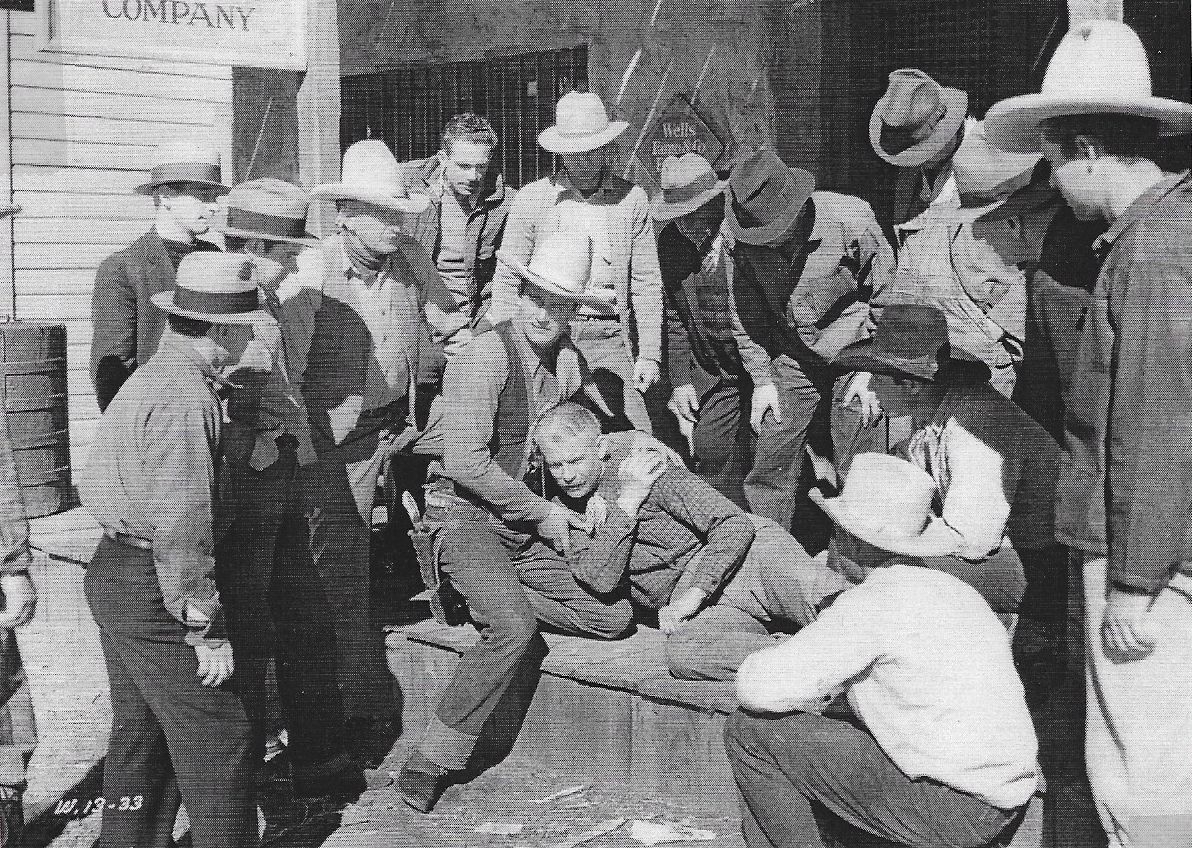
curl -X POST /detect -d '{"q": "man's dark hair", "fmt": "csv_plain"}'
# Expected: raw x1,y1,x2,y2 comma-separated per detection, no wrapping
1040,114,1160,162
441,113,499,155
167,314,213,337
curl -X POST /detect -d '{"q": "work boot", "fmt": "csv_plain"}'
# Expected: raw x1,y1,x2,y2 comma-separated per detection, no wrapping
397,751,450,814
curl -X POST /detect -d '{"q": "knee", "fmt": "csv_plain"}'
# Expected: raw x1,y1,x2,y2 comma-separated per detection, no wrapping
482,608,540,653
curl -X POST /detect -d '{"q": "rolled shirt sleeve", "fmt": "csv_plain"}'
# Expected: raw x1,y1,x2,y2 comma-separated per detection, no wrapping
628,187,663,363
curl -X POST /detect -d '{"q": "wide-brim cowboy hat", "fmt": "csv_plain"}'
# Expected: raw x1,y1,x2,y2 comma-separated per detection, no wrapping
651,154,728,222
309,183,431,215
810,487,963,558
150,254,280,325
538,91,629,155
870,69,969,168
496,251,616,308
311,140,432,214
725,149,816,246
984,20,1192,154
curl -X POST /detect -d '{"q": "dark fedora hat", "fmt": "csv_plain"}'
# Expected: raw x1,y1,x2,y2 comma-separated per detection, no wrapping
724,148,816,246
870,69,969,168
832,304,949,380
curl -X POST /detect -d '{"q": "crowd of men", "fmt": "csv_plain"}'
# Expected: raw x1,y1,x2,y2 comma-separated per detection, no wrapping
0,16,1186,848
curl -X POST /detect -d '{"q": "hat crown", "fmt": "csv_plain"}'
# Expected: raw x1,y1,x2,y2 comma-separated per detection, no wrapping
339,140,411,198
225,178,310,221
837,453,938,540
729,149,813,230
176,252,281,296
554,92,614,138
659,153,718,192
952,119,1041,199
879,69,946,129
527,231,593,294
872,304,948,361
1043,21,1153,100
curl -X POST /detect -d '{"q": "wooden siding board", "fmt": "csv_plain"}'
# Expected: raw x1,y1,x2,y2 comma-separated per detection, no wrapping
12,192,154,221
11,113,220,147
11,87,217,126
12,166,147,194
11,63,229,104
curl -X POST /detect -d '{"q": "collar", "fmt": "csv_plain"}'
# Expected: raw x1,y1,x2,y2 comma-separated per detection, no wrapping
1094,172,1189,257
412,156,507,208
552,169,610,198
337,237,394,284
156,332,224,387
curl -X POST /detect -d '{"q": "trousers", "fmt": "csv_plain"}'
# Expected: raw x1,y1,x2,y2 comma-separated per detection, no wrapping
0,630,31,788
417,500,632,771
689,379,752,510
1083,558,1192,848
85,537,256,848
215,433,353,783
725,709,1019,848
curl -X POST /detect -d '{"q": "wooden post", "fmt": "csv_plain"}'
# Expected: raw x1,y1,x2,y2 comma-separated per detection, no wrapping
0,11,16,318
298,0,341,238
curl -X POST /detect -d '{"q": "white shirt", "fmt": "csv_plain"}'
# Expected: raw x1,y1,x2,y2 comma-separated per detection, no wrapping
736,564,1038,810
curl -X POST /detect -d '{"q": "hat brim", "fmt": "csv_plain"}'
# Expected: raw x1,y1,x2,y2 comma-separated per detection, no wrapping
496,252,617,308
650,182,728,222
135,179,231,196
830,337,939,381
217,224,320,248
149,291,274,325
538,121,629,154
983,93,1192,154
725,168,816,246
870,88,969,167
810,488,963,558
309,185,432,215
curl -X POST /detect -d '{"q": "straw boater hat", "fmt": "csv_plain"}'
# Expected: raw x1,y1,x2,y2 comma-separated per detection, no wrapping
810,452,963,558
151,253,282,325
218,178,319,247
538,92,629,155
725,148,816,246
984,20,1192,154
311,140,431,214
496,231,617,308
870,69,969,168
650,154,728,222
135,140,230,196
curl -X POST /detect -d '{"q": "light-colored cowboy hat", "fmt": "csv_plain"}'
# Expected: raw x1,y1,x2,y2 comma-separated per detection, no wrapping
151,253,282,325
650,153,728,222
870,69,969,168
985,20,1192,154
135,139,230,196
311,140,432,214
217,178,319,247
810,452,964,558
538,92,629,155
950,119,1043,220
496,231,617,308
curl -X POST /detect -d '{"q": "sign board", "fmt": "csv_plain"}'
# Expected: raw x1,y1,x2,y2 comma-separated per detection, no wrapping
36,0,306,69
637,97,725,185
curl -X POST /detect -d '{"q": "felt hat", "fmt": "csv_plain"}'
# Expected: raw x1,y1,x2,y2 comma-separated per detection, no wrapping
810,452,963,558
650,154,728,222
870,69,969,167
135,140,230,196
538,92,629,155
724,148,816,246
311,140,431,214
496,231,617,307
151,253,281,325
985,20,1192,153
832,304,991,384
217,178,319,247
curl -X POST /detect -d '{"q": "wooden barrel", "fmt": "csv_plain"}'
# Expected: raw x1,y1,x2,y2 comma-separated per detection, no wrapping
0,322,71,518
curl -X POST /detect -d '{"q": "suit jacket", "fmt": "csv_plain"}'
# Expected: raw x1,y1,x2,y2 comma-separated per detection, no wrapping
90,231,178,411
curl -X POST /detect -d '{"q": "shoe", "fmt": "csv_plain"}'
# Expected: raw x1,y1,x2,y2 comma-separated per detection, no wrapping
0,786,23,848
397,752,450,813
292,766,368,806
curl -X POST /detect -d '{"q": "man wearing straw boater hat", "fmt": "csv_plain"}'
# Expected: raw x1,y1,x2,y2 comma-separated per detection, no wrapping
489,91,663,433
79,252,283,848
213,179,365,805
90,139,229,412
304,140,439,762
725,450,1039,848
396,230,680,813
653,153,751,507
986,21,1192,847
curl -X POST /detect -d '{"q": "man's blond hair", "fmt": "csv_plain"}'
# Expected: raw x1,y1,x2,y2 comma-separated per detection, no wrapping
532,401,600,448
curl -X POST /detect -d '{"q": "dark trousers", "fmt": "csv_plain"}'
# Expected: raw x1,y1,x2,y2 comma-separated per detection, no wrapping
725,710,1019,848
85,537,256,848
215,436,353,784
691,379,752,510
418,501,632,771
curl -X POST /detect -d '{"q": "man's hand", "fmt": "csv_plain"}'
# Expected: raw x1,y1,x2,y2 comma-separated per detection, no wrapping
583,493,609,535
634,358,661,392
1101,588,1157,662
236,336,275,374
617,448,668,515
0,573,37,629
668,384,700,424
539,504,587,555
658,586,707,635
841,371,883,428
194,642,235,687
750,383,782,433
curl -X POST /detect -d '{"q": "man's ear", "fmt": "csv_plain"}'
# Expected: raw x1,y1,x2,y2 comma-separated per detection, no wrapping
597,433,613,460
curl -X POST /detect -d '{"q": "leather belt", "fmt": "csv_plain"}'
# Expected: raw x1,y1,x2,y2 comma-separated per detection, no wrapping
103,527,152,550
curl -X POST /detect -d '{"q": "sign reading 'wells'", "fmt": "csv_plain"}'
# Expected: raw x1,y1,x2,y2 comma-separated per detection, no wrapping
638,97,725,185
36,0,306,69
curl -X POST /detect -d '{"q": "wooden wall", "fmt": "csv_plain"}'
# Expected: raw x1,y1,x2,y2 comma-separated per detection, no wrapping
1,9,233,468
